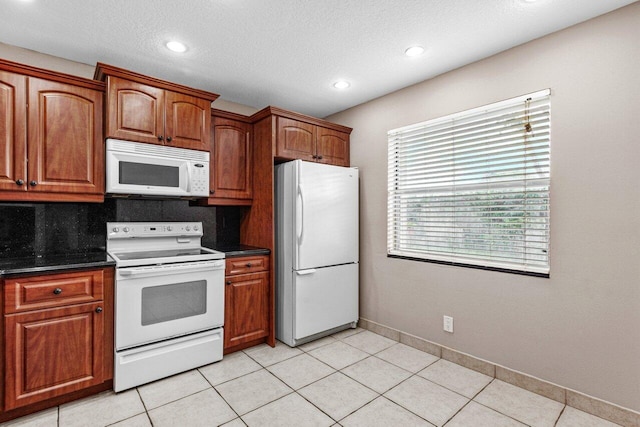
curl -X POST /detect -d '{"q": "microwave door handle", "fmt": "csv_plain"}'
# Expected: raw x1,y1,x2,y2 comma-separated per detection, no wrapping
186,163,193,193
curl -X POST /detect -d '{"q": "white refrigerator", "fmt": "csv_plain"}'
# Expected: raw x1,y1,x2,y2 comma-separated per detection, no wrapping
275,160,359,347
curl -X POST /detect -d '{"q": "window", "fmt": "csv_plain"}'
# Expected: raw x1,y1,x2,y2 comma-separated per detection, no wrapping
387,90,550,276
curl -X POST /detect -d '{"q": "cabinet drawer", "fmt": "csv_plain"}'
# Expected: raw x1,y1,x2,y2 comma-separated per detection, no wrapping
225,255,269,275
4,269,104,314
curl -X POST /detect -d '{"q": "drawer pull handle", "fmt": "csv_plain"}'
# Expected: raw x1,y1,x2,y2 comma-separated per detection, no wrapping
53,288,62,295
226,280,232,285
245,263,252,267
95,307,103,313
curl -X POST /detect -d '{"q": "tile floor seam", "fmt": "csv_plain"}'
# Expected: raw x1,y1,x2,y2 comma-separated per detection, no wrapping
441,399,474,426
377,394,439,427
554,405,568,426
372,350,441,373
210,382,243,422
470,388,544,427
380,371,469,426
293,388,359,424
235,390,296,423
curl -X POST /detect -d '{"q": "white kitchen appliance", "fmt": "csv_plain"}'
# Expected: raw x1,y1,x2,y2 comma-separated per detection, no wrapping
106,222,225,392
275,160,359,346
106,139,209,198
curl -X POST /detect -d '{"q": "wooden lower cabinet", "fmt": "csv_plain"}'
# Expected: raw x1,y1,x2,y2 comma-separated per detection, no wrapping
1,268,113,419
4,302,105,410
224,255,270,353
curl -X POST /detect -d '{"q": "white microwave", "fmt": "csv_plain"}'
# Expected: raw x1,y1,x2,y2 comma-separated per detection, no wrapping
106,139,209,198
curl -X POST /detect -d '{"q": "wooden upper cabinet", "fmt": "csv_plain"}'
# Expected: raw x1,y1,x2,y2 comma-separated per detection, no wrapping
196,111,253,206
0,70,27,193
107,77,164,145
316,127,350,167
27,78,104,196
96,63,219,152
276,117,316,162
165,92,211,151
271,112,351,166
0,60,105,202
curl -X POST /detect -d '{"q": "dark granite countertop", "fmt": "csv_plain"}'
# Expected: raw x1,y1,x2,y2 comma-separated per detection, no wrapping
211,244,271,258
0,251,116,277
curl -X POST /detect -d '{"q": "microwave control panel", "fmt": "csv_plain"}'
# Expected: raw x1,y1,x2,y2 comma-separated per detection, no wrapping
190,162,209,196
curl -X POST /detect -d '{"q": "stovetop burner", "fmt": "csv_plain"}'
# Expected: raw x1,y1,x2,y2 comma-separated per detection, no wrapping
106,222,224,267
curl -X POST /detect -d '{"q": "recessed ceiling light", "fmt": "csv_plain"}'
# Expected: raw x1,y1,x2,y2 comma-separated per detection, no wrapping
333,80,350,89
405,46,425,57
166,41,187,53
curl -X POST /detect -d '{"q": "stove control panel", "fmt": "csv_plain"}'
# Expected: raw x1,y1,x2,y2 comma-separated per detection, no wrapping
107,222,204,239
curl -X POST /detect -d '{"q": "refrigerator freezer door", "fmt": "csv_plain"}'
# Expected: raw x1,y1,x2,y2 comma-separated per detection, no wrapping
294,263,358,340
294,161,358,270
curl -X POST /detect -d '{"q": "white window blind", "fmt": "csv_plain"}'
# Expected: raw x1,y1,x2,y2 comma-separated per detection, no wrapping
387,90,550,275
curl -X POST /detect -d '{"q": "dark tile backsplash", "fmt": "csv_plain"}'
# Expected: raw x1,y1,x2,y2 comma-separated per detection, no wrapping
0,199,240,259
0,202,107,258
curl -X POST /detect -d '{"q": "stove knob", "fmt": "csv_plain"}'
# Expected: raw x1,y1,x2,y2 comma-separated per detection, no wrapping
123,227,130,233
193,225,199,231
186,226,191,231
112,227,119,233
167,226,173,232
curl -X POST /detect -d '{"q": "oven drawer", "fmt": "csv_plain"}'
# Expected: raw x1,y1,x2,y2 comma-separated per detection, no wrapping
4,270,104,314
226,255,269,275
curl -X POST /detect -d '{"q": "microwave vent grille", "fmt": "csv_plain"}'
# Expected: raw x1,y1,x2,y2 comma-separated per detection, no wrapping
106,139,209,162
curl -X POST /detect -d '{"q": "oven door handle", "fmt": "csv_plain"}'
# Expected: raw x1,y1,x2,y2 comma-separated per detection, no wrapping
118,261,224,277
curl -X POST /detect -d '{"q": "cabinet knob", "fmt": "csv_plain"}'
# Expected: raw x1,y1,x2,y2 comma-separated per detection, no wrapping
210,190,215,194
317,155,323,160
226,280,232,285
29,180,37,186
166,136,172,143
53,288,62,295
95,307,103,313
158,135,164,141
15,179,24,186
312,155,317,159
245,263,252,268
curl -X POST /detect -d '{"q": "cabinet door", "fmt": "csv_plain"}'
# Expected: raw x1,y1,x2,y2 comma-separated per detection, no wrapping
4,302,105,410
276,117,316,161
224,271,269,350
211,117,252,199
165,92,210,151
106,76,164,145
316,127,350,166
0,71,27,192
26,78,104,196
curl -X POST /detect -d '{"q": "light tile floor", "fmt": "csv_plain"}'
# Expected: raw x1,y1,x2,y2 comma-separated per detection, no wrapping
0,328,622,427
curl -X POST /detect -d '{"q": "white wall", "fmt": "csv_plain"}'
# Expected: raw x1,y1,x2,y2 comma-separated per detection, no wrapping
327,3,640,411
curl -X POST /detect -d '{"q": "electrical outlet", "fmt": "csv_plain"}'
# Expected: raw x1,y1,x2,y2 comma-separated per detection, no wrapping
443,315,454,333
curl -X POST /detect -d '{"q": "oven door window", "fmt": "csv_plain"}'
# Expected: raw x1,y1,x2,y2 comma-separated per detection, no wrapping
120,162,180,188
141,280,207,325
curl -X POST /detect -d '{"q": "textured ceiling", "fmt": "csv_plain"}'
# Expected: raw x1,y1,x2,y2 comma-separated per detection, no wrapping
1,0,636,118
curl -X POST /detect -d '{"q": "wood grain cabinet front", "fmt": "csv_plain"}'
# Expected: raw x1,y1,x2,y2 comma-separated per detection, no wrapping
1,268,113,414
276,117,350,167
0,67,104,202
96,63,219,152
224,256,270,353
210,116,252,203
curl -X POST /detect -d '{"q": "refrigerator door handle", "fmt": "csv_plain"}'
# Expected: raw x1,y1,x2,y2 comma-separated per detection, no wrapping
296,184,305,245
296,269,316,276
